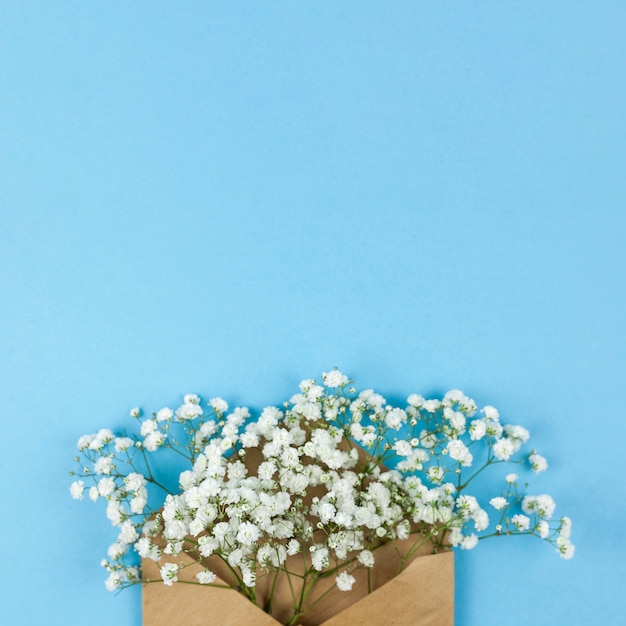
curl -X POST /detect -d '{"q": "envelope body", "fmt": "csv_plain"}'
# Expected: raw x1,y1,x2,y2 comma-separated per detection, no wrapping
142,549,454,626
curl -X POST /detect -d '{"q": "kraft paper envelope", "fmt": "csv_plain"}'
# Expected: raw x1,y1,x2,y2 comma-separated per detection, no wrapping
143,445,454,625
142,548,454,625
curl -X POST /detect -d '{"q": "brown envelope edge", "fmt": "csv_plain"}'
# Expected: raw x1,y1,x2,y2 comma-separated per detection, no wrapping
142,551,454,626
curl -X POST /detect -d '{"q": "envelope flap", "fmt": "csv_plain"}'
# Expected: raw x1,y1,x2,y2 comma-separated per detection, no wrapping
321,551,454,626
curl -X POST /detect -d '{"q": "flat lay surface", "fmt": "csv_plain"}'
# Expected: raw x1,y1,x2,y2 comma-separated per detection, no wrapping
1,3,624,625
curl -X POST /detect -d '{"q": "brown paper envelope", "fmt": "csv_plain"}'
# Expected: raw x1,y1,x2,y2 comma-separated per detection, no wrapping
142,551,453,626
143,444,454,624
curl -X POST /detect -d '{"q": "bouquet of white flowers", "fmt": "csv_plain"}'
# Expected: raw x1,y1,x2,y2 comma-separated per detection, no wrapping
70,370,573,625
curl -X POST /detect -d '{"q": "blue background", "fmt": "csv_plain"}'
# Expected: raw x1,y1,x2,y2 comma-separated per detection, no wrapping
1,2,624,625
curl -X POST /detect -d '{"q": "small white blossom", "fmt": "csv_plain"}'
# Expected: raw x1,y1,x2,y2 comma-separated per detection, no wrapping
529,452,548,473
492,438,515,461
357,550,375,568
423,399,440,412
522,494,556,520
209,397,228,413
385,408,407,430
143,430,166,451
322,370,348,388
469,419,487,441
156,407,173,422
160,563,179,586
94,456,114,475
482,406,500,421
70,480,85,500
460,534,478,550
511,514,530,531
447,439,473,466
556,537,575,559
176,403,202,420
407,393,425,408
311,546,329,571
559,516,573,540
105,572,122,591
77,435,93,450
196,570,217,584
98,477,116,497
489,497,507,511
114,437,134,452
335,571,356,591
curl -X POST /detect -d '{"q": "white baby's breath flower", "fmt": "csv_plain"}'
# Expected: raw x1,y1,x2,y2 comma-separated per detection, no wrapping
140,419,156,436
335,571,356,591
209,397,228,413
393,440,413,457
287,539,301,556
176,403,202,420
98,477,116,497
130,407,141,418
143,430,166,451
511,514,531,531
322,370,348,388
423,399,440,412
407,393,425,408
492,438,515,461
482,406,500,421
427,466,445,484
105,571,122,591
460,534,478,550
236,521,260,546
156,407,173,422
537,520,550,539
559,516,573,540
118,520,139,545
473,509,489,531
106,498,122,524
556,537,575,559
385,408,407,430
196,570,217,584
310,546,329,571
469,419,487,441
504,424,530,443
130,496,147,514
357,550,375,568
160,563,179,586
77,434,93,450
125,472,146,492
529,452,548,473
114,437,134,452
446,439,473,466
242,568,256,588
72,368,574,599
107,543,125,560
94,456,114,475
489,497,507,511
522,494,556,520
70,480,85,500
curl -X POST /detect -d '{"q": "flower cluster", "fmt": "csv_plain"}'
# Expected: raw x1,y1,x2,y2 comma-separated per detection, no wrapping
70,370,573,624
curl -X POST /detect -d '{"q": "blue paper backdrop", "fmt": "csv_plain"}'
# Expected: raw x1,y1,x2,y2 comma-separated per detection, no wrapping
1,3,624,625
